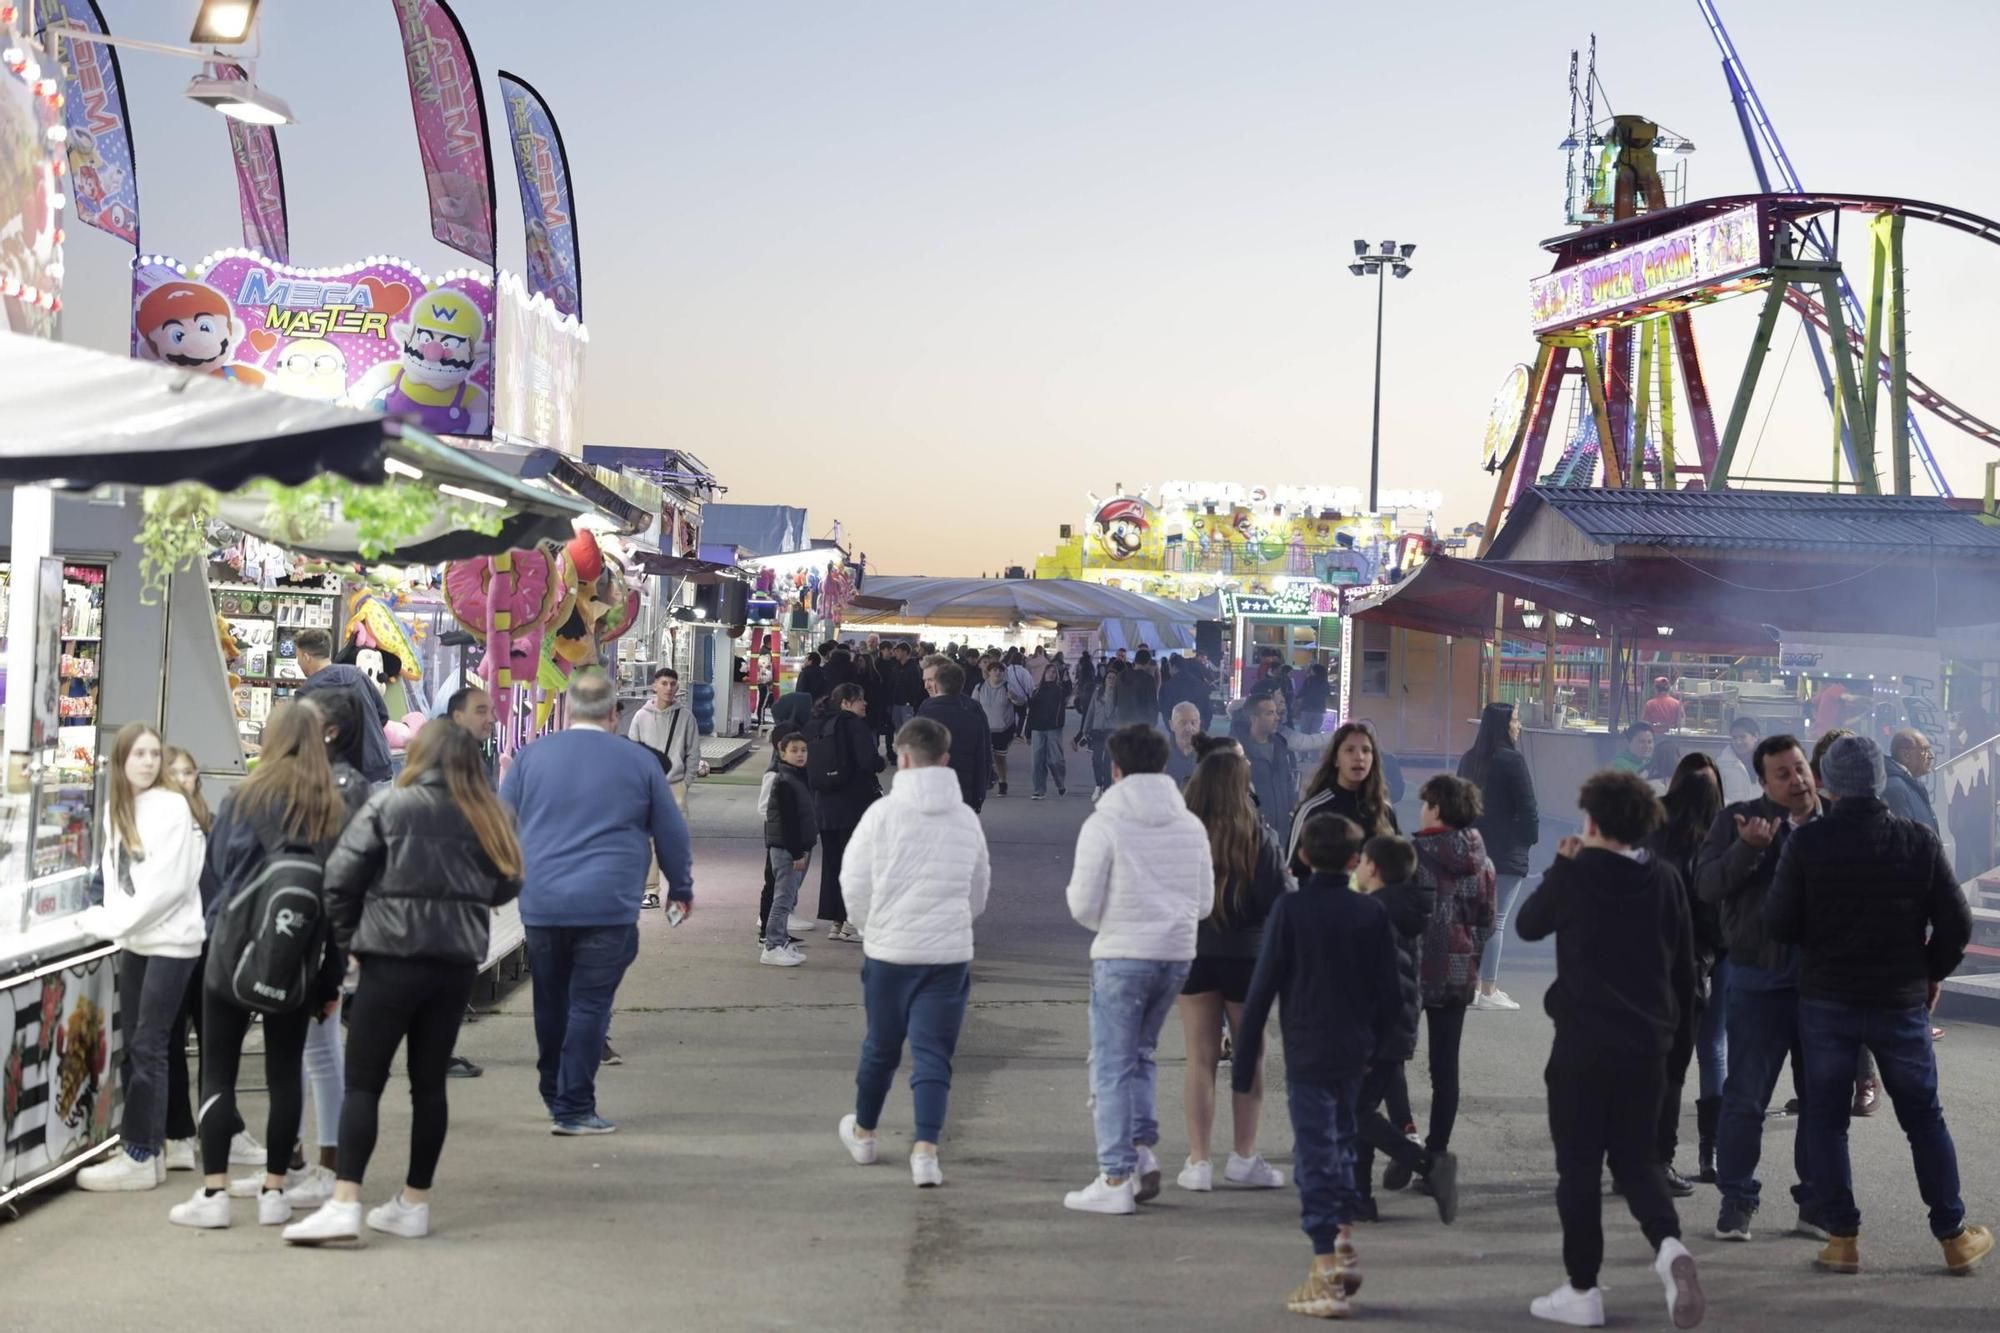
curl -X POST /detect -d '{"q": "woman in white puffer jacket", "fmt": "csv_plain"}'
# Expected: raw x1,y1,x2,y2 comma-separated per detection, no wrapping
834,717,992,1188
74,723,206,1193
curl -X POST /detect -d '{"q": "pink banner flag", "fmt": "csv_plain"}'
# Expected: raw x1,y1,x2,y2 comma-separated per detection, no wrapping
208,62,288,263
388,0,495,265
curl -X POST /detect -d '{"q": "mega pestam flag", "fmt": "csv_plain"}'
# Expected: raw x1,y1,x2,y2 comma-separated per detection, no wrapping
208,62,289,263
49,0,139,244
497,71,582,321
387,0,496,265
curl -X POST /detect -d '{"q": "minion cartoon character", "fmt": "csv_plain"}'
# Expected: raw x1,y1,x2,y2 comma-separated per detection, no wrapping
1091,497,1158,564
134,280,265,386
268,337,349,402
349,287,491,434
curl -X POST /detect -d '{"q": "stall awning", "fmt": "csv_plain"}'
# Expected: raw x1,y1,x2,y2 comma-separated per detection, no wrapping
0,331,393,490
844,576,1204,634
626,550,748,584
478,446,655,533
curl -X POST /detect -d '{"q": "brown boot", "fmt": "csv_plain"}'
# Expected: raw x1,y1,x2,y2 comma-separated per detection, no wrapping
1942,1224,1994,1275
1815,1234,1861,1274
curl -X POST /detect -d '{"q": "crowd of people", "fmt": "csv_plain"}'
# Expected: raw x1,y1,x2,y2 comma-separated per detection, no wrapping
58,633,1990,1327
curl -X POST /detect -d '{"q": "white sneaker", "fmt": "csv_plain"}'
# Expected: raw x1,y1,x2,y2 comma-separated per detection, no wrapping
1473,989,1522,1012
838,1114,878,1165
1654,1236,1706,1329
788,914,817,935
1177,1159,1214,1192
911,1153,943,1188
1063,1173,1137,1215
1530,1283,1606,1327
229,1130,265,1166
1225,1152,1287,1188
230,1167,304,1199
1489,988,1521,1010
258,1189,294,1226
759,944,806,967
282,1199,363,1246
163,1139,197,1172
76,1149,163,1192
1133,1145,1162,1202
368,1192,431,1238
285,1165,336,1207
168,1186,230,1229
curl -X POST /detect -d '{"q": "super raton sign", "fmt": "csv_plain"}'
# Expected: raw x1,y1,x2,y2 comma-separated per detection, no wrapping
131,251,495,438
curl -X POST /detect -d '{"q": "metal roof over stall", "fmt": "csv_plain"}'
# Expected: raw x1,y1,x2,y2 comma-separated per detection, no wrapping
698,503,810,557
845,576,1203,647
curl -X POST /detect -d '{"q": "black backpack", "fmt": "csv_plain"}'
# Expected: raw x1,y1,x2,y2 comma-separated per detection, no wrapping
806,718,846,793
205,838,329,1015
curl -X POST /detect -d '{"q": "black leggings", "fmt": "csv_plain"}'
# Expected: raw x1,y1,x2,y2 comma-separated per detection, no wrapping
200,995,312,1177
338,956,477,1192
1423,1001,1469,1155
818,827,854,925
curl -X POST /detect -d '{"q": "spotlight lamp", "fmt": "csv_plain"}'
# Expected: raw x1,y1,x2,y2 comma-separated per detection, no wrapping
190,0,262,46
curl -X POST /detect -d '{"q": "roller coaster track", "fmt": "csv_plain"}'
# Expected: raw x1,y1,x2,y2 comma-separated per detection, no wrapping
1555,192,2000,455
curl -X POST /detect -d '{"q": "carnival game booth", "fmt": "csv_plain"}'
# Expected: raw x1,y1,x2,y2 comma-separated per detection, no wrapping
845,577,1203,655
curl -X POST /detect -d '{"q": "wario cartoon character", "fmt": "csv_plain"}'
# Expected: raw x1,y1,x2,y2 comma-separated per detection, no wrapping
268,337,349,402
134,280,265,386
348,288,491,434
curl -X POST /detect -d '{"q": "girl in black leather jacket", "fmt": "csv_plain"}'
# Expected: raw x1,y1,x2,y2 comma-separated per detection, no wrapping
282,721,522,1245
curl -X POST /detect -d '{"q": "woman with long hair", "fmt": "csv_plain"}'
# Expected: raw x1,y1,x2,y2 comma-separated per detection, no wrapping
171,704,353,1231
1647,750,1727,1194
282,721,522,1244
808,682,886,942
1288,722,1398,869
1175,752,1292,1192
165,746,213,833
74,724,205,1192
1457,703,1540,1011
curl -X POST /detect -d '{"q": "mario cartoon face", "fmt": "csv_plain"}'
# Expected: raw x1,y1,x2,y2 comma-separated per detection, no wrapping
393,289,488,392
1092,498,1152,563
135,280,251,377
269,337,349,401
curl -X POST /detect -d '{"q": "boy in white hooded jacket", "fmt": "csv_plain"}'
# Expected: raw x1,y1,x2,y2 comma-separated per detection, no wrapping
1063,723,1214,1215
836,717,992,1187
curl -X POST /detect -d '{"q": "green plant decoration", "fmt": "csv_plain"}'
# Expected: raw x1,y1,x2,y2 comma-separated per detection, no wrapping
247,476,507,560
135,484,220,604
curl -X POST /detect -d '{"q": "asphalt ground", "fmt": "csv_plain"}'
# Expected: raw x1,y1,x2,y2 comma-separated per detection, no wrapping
7,760,1999,1331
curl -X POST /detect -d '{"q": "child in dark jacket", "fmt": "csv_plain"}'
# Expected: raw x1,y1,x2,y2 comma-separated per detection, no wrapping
1234,814,1401,1321
1515,770,1705,1331
1411,775,1497,1170
760,729,820,966
1351,835,1458,1224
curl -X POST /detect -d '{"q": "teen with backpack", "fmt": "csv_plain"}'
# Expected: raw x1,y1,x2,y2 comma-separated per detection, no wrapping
170,704,356,1231
283,721,523,1244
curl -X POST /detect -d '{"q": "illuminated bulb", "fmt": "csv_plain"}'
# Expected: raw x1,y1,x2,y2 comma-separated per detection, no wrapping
45,124,66,143
35,77,57,96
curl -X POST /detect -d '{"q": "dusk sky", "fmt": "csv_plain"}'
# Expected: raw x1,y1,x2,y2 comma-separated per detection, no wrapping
60,1,2000,574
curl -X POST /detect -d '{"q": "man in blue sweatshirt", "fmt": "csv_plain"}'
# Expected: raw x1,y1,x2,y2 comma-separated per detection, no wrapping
293,628,393,784
502,668,693,1135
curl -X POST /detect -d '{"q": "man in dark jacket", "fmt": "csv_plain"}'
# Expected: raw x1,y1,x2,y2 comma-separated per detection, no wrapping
917,657,992,811
1241,692,1300,838
1765,735,1989,1275
294,628,392,784
1694,734,1819,1242
1025,662,1071,799
1516,770,1704,1329
1882,729,1940,834
796,652,828,700
1348,835,1450,1223
1235,813,1402,1316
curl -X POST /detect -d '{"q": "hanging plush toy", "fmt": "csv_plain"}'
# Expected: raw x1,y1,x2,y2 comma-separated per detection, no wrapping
344,592,423,682
443,540,573,723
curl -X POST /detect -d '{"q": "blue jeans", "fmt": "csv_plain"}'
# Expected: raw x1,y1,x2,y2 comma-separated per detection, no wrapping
526,924,639,1121
1031,729,1068,796
1288,1075,1364,1255
855,959,971,1143
1478,874,1529,984
1089,733,1113,791
1799,999,1964,1239
1696,960,1730,1101
764,848,806,945
1088,958,1190,1177
1715,967,1810,1212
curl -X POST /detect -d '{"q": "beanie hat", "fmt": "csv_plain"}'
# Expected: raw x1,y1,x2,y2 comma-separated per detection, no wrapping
1821,734,1886,800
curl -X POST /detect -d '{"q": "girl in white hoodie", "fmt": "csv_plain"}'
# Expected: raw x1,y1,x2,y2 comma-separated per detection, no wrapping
75,724,206,1192
835,717,992,1187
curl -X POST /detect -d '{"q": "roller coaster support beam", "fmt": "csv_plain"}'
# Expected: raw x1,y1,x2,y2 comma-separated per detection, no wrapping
1816,271,1881,494
1877,213,1912,494
1657,319,1680,489
1667,313,1716,480
1635,320,1656,487
1714,270,1804,489
1480,342,1559,556
1571,335,1625,489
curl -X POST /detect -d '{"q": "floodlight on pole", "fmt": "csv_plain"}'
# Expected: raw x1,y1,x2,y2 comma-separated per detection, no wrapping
1347,235,1418,513
46,8,295,125
190,0,262,47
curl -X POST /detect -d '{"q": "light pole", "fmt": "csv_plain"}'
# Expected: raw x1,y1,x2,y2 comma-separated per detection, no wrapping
1349,239,1416,513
